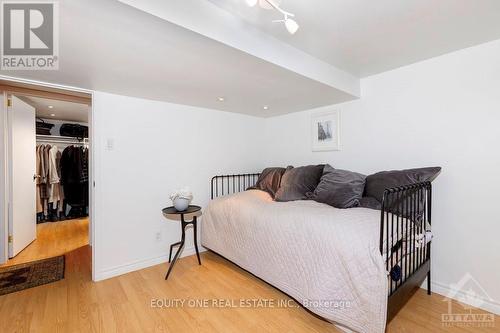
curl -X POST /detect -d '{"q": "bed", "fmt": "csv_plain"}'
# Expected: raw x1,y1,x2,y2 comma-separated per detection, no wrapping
202,174,432,333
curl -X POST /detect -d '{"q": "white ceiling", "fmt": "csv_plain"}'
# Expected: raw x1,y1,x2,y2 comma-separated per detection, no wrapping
3,0,357,117
5,0,500,117
20,96,89,122
209,0,500,77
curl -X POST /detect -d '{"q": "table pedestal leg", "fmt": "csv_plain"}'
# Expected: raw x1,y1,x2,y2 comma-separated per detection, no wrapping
193,217,201,265
165,214,202,280
169,241,182,263
165,222,186,280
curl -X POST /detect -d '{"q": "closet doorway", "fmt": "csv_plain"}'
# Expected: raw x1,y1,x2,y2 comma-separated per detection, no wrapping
0,81,93,272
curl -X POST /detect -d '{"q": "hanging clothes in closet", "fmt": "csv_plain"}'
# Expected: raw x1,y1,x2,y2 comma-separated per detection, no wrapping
60,145,89,218
36,144,64,222
36,143,88,223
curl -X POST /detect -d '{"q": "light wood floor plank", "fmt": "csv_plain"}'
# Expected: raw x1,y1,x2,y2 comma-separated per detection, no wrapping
1,219,498,332
0,218,89,268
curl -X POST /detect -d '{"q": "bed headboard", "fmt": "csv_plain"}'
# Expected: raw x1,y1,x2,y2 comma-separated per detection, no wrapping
210,173,260,199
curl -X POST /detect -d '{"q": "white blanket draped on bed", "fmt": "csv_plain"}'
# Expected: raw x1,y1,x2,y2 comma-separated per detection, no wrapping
201,190,388,333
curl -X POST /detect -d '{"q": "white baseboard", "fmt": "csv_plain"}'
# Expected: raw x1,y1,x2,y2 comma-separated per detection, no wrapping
421,280,500,316
94,246,204,281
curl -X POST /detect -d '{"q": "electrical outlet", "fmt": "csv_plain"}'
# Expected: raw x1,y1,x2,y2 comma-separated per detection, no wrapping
155,232,162,242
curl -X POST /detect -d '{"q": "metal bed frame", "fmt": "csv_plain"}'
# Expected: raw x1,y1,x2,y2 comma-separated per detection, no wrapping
210,173,260,199
210,174,432,322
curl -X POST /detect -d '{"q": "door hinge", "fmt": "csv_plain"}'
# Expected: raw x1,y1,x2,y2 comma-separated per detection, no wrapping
6,98,12,107
8,235,13,243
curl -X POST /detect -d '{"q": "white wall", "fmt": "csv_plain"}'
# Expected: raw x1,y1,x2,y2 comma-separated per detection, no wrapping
92,92,264,280
263,39,500,313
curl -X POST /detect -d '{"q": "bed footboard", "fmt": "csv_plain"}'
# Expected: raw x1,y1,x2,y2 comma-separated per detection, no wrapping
381,181,432,321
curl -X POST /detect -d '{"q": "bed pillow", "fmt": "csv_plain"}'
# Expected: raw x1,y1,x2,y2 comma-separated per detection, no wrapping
360,167,441,220
362,167,441,204
274,165,324,202
249,167,287,198
308,165,366,208
359,196,382,210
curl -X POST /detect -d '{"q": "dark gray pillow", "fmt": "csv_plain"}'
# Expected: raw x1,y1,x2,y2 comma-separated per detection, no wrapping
363,167,441,203
249,167,287,198
359,196,382,210
360,167,441,218
275,165,324,202
307,165,366,208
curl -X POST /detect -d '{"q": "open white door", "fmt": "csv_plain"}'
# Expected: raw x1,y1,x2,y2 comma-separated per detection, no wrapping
8,95,36,258
0,93,7,264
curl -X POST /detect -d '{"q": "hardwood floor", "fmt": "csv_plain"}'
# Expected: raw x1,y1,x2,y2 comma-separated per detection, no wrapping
0,245,498,333
0,217,89,268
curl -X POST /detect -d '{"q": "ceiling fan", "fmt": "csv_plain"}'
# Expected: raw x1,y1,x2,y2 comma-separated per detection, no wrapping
245,0,299,35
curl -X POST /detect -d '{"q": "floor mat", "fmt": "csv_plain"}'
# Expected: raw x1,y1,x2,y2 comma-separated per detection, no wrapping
0,255,65,296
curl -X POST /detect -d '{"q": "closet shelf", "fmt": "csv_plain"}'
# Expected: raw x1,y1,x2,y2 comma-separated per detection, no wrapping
36,134,89,145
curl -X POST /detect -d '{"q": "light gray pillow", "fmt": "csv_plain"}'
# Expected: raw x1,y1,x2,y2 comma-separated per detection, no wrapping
308,165,366,208
274,165,323,202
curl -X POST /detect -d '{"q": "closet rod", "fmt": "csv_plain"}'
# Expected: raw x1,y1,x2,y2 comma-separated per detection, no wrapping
37,140,88,145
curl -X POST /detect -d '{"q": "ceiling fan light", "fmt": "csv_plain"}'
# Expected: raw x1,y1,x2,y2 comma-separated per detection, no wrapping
285,18,299,34
246,0,258,7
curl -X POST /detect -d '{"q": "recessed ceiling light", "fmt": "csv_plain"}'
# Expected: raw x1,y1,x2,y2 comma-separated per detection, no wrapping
217,97,225,102
48,105,54,109
263,105,269,110
50,113,56,117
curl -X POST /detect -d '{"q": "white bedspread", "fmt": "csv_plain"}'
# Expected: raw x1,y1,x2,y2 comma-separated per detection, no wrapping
201,190,388,333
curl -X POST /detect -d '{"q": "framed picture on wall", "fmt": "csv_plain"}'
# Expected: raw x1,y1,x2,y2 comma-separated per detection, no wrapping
311,110,340,151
